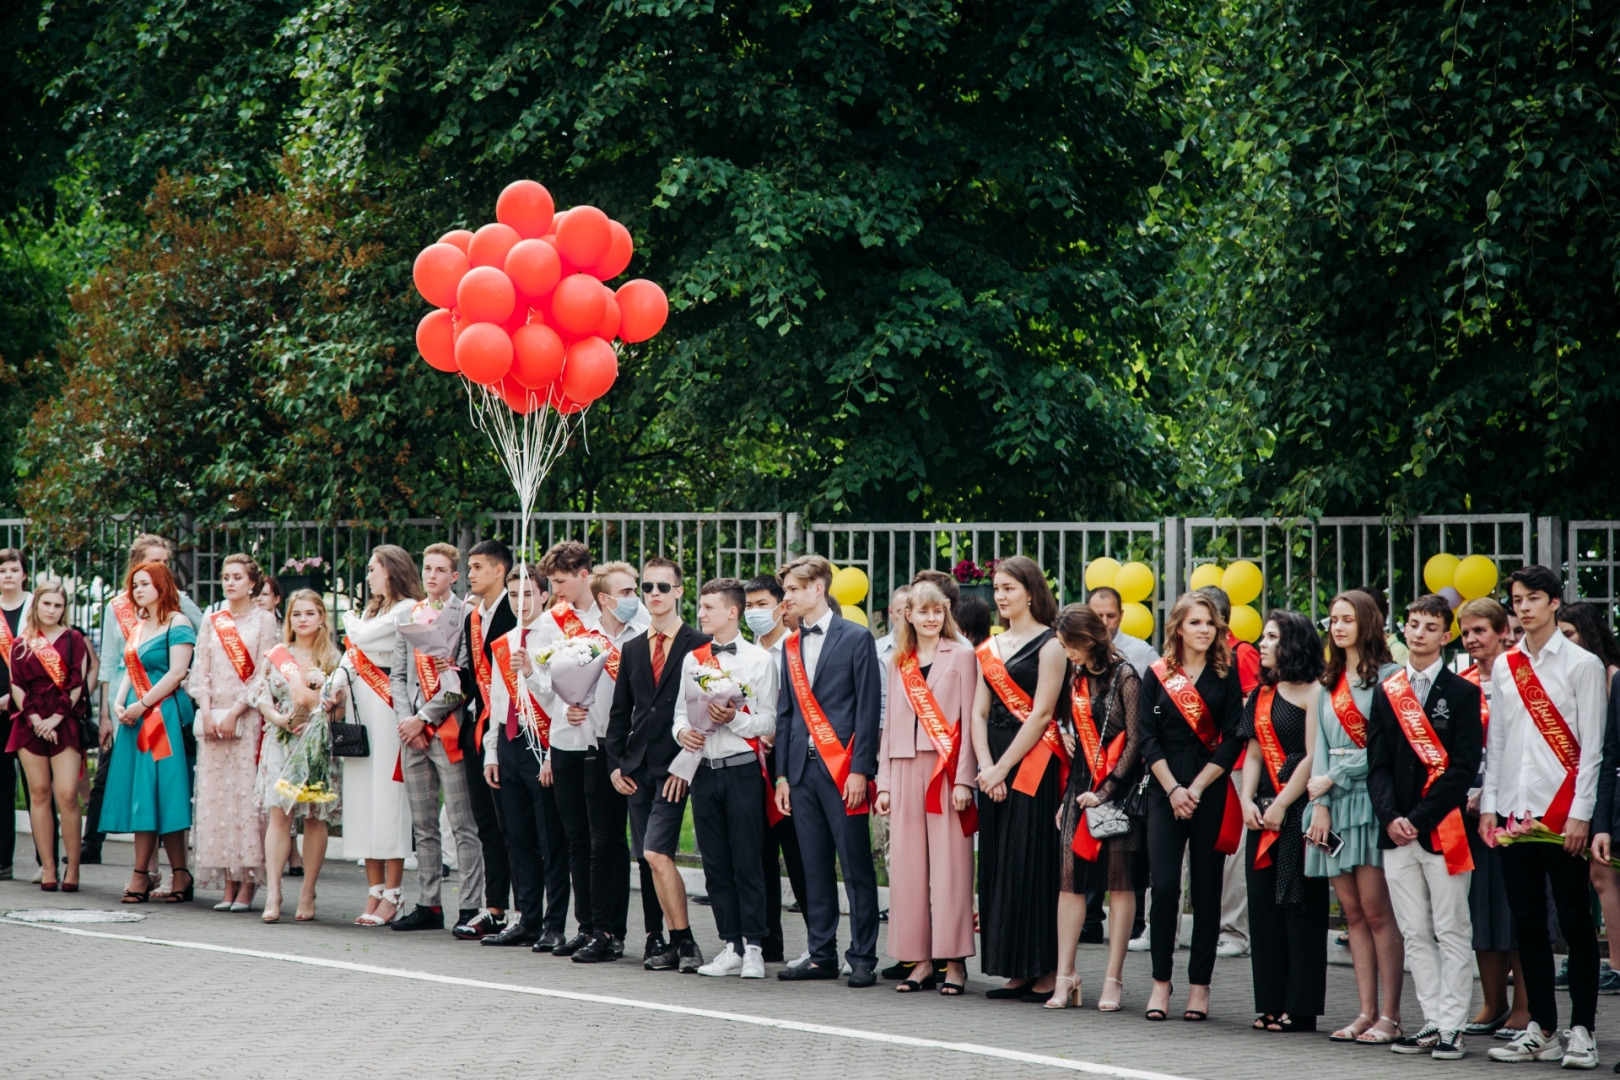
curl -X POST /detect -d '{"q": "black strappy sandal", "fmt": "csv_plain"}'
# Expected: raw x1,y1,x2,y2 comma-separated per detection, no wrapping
121,885,151,904
164,867,195,903
1146,983,1173,1022
896,968,939,993
1268,1014,1316,1033
1253,1013,1278,1031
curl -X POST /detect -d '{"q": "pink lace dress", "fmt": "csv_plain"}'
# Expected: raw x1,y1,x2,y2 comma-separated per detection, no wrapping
187,606,279,888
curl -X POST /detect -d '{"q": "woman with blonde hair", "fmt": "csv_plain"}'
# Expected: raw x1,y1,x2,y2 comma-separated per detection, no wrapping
252,589,345,922
875,581,980,996
1137,591,1245,1022
7,581,91,891
336,545,422,925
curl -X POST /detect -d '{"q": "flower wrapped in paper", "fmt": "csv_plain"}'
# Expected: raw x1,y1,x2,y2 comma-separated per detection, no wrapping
270,710,339,810
396,601,465,706
538,636,611,709
669,666,755,782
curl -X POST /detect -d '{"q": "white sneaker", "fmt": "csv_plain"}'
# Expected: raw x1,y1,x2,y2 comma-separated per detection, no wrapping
1215,937,1248,958
741,944,766,979
1127,931,1151,953
1490,1022,1566,1063
1562,1026,1599,1070
697,943,743,977
791,949,812,967
840,958,852,976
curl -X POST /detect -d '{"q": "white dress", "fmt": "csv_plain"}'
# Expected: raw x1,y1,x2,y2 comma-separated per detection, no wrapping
339,599,414,860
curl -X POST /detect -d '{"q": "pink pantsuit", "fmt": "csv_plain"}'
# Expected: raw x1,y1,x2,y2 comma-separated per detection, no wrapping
876,640,980,962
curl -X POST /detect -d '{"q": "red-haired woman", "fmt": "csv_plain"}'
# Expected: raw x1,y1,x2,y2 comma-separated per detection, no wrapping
103,562,198,902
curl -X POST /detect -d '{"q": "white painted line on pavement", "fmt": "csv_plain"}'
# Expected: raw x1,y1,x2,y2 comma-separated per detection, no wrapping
4,917,1196,1080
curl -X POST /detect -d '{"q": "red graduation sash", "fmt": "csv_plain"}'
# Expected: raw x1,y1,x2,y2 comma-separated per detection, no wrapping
1503,647,1581,833
209,609,256,684
1069,672,1125,860
113,595,174,762
692,642,784,826
1151,659,1242,854
492,630,550,750
898,653,978,837
470,606,493,747
1382,669,1474,874
1461,663,1490,743
408,601,462,765
555,600,621,681
1330,671,1367,748
344,635,405,782
976,639,1069,796
1251,686,1288,869
784,631,866,815
30,633,69,689
0,608,14,673
266,644,303,685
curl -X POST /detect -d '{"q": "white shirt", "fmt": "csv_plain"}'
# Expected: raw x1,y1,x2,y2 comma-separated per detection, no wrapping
529,601,602,752
672,635,778,759
799,609,834,684
875,632,897,719
480,616,550,767
1405,655,1445,699
1112,629,1159,676
1481,629,1608,822
584,610,649,742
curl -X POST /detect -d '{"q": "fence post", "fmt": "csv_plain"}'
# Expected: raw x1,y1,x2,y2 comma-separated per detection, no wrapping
785,512,802,556
1162,517,1183,629
1537,516,1565,593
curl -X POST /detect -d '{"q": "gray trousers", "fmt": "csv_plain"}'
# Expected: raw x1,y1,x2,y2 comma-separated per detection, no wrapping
401,735,485,910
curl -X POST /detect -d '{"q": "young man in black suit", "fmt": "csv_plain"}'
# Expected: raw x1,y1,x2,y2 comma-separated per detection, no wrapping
772,554,883,988
1366,593,1483,1060
606,556,710,973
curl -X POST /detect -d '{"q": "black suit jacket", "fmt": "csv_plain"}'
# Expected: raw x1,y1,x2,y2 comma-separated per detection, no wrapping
605,622,709,778
1367,666,1483,854
774,615,883,786
456,594,516,756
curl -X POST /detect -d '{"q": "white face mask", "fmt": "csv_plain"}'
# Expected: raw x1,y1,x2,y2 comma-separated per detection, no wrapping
744,608,779,638
612,595,640,624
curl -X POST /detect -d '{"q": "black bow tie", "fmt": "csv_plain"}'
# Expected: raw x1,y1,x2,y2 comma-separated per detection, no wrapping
711,642,737,655
801,624,824,636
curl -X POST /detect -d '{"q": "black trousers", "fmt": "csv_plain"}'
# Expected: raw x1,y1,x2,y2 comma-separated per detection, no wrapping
1245,839,1328,1018
791,761,879,967
1,748,18,869
1146,788,1228,985
464,745,511,910
763,814,807,949
85,738,115,853
551,746,630,939
1502,841,1599,1031
495,733,568,932
691,759,768,948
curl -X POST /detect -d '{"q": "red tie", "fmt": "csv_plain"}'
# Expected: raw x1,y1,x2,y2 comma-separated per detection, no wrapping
650,631,667,684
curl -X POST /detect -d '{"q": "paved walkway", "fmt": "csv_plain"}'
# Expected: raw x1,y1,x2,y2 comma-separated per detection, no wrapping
3,848,1615,1080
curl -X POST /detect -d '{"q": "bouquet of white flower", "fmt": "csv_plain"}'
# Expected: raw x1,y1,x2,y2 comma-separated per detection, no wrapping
539,636,611,708
669,663,755,782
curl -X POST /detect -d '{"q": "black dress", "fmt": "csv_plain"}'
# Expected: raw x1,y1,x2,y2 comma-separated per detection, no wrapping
977,629,1060,979
1058,660,1144,894
1240,689,1328,1020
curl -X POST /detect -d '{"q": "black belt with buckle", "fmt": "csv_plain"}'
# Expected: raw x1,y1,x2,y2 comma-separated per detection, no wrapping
701,751,758,770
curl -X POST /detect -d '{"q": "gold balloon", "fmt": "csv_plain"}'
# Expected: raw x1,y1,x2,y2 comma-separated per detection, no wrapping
1114,561,1156,605
1229,603,1263,644
1221,560,1263,607
1188,563,1225,591
1085,557,1121,590
1423,552,1460,593
830,565,870,607
1120,601,1155,641
1453,555,1499,601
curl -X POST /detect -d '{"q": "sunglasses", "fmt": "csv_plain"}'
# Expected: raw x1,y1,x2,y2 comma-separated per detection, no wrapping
640,581,674,594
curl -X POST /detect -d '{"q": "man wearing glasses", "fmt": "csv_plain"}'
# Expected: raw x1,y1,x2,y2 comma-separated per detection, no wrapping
607,557,711,974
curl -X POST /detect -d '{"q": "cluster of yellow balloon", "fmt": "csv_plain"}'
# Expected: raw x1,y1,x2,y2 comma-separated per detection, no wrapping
1188,559,1265,643
1084,558,1157,640
1422,552,1500,636
828,563,870,627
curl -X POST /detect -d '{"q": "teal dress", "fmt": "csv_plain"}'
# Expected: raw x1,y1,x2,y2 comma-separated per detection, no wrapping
100,622,196,835
1304,662,1400,877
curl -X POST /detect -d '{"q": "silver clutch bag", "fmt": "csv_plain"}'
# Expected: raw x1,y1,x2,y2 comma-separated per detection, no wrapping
1084,801,1131,840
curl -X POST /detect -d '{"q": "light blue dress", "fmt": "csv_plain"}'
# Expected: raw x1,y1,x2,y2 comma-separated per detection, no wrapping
100,622,197,835
1304,662,1401,877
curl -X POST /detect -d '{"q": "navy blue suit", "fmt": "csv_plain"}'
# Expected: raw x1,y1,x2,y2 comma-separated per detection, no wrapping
774,614,883,968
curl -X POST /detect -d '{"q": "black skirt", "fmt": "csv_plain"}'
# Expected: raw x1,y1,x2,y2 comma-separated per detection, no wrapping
977,721,1061,978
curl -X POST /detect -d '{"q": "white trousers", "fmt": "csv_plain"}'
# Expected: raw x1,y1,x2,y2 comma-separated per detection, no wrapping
1385,842,1474,1031
1219,830,1249,945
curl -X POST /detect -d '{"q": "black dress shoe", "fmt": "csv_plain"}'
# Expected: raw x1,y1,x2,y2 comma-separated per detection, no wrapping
532,929,565,953
645,942,682,971
643,933,668,963
390,905,445,932
572,932,620,963
691,894,712,906
80,850,103,866
777,959,838,981
612,936,625,959
481,922,540,947
552,931,592,957
677,938,705,973
1079,923,1105,944
847,963,877,988
877,909,889,923
454,909,506,940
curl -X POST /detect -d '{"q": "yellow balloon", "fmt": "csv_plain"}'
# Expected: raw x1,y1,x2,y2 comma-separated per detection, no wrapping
841,604,869,628
1229,603,1263,644
1453,555,1499,601
1222,560,1263,606
1084,557,1121,590
1119,601,1155,641
1113,561,1155,605
830,566,870,607
1423,552,1460,593
1188,562,1225,591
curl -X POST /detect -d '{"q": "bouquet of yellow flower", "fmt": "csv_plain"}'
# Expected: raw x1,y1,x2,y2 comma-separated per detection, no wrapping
271,712,338,809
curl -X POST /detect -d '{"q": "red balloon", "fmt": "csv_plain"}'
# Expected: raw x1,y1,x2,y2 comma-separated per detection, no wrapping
495,180,555,239
596,286,621,340
455,322,514,385
556,205,612,269
416,308,459,372
511,323,566,389
498,376,541,414
504,239,562,298
413,243,469,309
615,279,669,343
560,336,619,404
548,385,587,415
551,273,607,336
468,222,522,268
456,265,517,325
438,229,474,255
590,221,635,280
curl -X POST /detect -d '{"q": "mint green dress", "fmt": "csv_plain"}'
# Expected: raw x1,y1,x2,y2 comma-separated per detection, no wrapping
100,622,197,835
1304,663,1400,877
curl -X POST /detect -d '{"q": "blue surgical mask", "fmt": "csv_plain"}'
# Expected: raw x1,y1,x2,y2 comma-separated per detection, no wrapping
613,595,641,624
745,608,779,638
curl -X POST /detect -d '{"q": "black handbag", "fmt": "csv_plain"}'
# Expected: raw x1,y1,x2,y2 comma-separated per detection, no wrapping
329,719,369,757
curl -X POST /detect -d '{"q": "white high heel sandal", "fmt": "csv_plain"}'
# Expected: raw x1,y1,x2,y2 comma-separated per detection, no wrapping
355,884,388,925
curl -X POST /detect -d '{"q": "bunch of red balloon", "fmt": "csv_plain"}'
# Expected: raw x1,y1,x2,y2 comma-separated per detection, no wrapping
412,180,669,415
